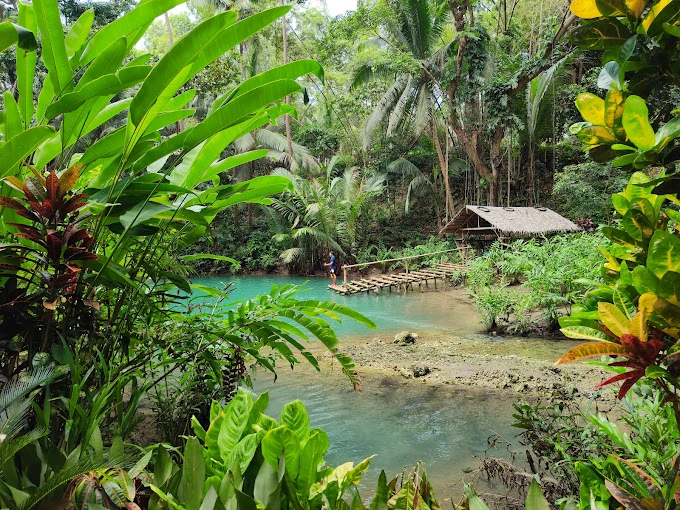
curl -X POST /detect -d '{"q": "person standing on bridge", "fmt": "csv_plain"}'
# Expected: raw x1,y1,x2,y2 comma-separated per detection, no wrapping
324,251,337,287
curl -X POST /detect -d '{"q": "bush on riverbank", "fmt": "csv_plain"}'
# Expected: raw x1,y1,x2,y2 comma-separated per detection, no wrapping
467,233,606,334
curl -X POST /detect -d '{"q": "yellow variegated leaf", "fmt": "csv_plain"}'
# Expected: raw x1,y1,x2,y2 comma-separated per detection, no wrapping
570,0,606,18
626,0,647,18
599,246,621,271
577,125,617,146
627,312,648,341
555,342,632,365
561,326,614,341
576,93,606,125
642,0,673,32
598,301,630,337
604,90,625,132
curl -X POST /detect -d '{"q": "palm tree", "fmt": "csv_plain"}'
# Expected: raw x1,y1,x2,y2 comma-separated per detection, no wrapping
351,0,456,218
270,166,386,274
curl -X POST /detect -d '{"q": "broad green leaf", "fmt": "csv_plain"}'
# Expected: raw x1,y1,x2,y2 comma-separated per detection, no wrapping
555,342,631,364
64,9,94,58
575,93,605,125
33,0,72,93
45,66,150,120
80,0,186,65
119,202,172,230
623,95,656,151
654,115,680,151
576,125,616,146
571,18,632,49
4,92,22,141
525,479,550,510
130,11,239,125
0,126,55,178
658,271,680,306
598,61,621,90
643,0,680,35
16,1,37,128
220,60,324,108
463,485,491,510
561,326,613,341
369,471,390,510
218,390,253,463
183,79,302,150
598,302,629,336
203,150,269,183
262,426,301,478
647,229,680,278
296,431,326,500
253,460,281,506
280,400,311,445
182,437,205,510
0,21,37,54
180,254,240,265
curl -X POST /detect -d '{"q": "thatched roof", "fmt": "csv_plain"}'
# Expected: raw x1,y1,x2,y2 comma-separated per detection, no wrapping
439,206,580,237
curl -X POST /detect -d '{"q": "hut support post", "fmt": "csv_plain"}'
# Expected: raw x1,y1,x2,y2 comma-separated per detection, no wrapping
343,268,347,287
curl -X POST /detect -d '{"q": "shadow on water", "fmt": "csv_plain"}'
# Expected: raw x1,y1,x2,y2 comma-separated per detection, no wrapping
198,274,520,500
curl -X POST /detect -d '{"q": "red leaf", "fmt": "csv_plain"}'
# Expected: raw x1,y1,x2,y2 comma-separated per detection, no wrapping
597,370,641,388
618,374,643,399
46,234,63,262
45,171,58,201
0,196,26,212
67,251,98,261
63,193,88,214
10,223,44,243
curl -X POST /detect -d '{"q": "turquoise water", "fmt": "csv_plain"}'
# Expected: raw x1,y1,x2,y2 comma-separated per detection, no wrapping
197,274,515,499
193,274,482,338
251,369,516,500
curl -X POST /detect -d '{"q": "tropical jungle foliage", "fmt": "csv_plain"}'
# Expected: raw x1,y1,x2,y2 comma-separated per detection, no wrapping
5,0,680,507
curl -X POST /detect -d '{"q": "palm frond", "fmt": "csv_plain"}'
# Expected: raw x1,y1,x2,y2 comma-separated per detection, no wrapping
363,76,409,150
0,365,63,415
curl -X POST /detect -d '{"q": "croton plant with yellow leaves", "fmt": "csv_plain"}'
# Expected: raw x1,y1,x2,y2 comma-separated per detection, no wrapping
568,0,680,172
556,173,680,400
556,0,680,403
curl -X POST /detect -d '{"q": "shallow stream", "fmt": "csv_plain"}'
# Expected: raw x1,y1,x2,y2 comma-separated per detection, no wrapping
197,274,521,500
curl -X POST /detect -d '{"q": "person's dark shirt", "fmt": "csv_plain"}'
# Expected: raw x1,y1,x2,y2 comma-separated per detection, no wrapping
330,255,336,270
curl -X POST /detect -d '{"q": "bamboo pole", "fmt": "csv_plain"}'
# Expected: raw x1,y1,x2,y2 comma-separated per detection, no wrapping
342,248,460,270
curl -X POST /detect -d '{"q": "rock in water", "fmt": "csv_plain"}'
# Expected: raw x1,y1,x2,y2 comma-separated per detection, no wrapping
394,331,419,345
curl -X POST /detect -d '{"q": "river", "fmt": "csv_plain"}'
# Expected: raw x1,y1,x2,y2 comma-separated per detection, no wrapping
195,274,522,501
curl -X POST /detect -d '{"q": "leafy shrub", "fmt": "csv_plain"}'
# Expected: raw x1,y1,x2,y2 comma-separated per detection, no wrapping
466,233,607,332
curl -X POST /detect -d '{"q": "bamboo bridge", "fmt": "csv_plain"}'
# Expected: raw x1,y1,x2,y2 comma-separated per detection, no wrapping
328,249,467,295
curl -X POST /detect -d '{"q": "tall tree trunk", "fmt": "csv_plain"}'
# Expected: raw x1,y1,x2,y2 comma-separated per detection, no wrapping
282,0,293,161
432,119,455,219
446,0,575,207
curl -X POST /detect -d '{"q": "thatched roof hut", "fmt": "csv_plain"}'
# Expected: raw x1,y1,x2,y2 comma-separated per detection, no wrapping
439,206,580,237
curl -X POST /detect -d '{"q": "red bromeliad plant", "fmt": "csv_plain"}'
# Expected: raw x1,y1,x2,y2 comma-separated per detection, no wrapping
0,165,97,378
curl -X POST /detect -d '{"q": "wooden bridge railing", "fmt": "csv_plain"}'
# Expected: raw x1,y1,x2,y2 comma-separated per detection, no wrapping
340,248,460,287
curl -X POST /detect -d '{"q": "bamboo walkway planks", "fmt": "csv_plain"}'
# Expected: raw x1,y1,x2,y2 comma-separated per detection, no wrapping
328,263,466,295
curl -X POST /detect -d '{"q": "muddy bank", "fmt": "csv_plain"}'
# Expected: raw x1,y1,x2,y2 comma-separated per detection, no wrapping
309,287,609,397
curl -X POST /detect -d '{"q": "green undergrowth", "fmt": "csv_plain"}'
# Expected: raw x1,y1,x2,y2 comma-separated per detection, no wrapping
466,233,607,334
